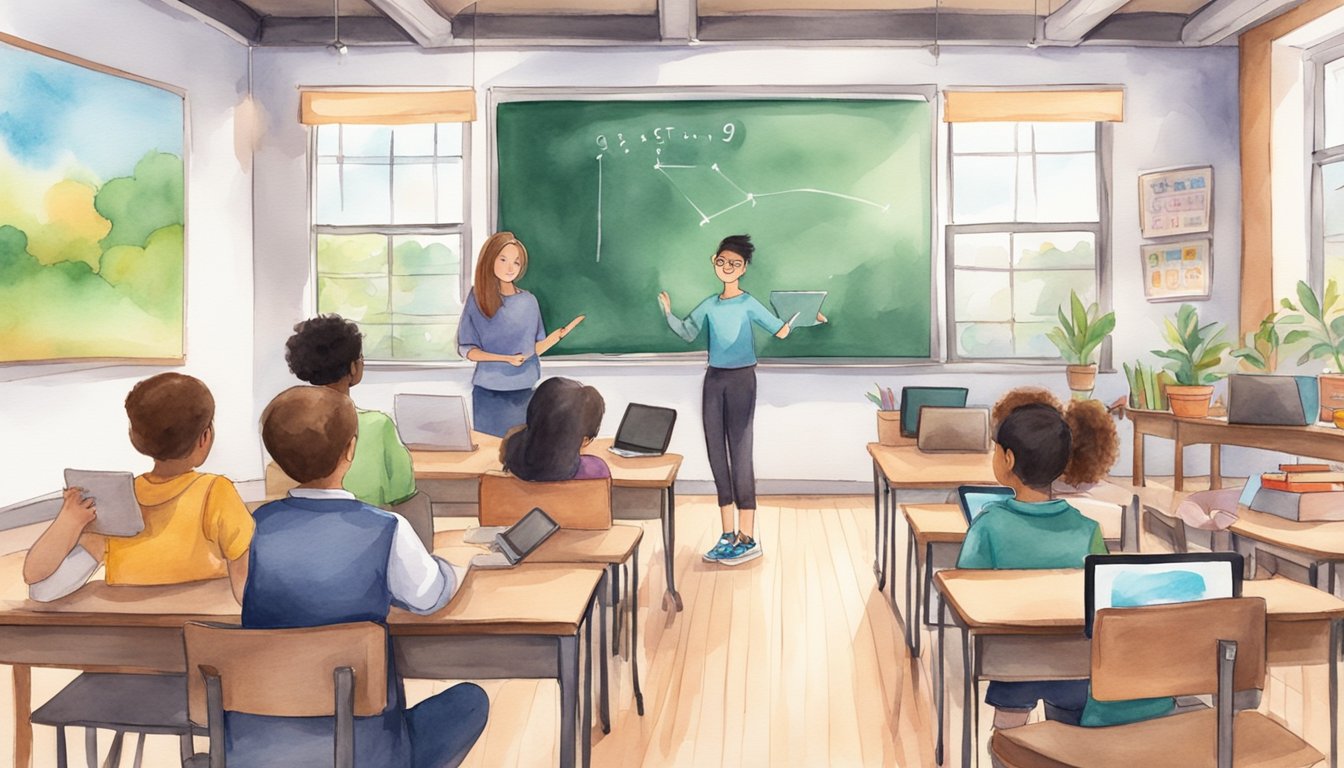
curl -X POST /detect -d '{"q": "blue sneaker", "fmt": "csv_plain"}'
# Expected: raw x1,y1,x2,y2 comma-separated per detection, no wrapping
703,532,737,562
721,536,761,566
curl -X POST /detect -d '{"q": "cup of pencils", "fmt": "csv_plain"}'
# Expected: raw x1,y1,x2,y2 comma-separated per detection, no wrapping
867,385,902,445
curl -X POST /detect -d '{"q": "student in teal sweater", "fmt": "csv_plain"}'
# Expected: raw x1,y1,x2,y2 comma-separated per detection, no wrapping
958,390,1172,734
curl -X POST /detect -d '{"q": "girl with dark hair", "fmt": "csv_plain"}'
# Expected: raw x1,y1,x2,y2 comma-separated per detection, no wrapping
457,232,586,437
501,377,610,482
957,388,1170,738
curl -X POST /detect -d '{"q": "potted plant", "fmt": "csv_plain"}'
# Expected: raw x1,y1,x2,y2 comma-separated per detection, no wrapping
1151,304,1230,418
1278,279,1344,421
1230,310,1281,373
866,384,901,445
1046,290,1116,398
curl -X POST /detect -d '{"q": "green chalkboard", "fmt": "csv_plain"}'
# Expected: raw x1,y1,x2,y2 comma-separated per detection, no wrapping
496,97,931,358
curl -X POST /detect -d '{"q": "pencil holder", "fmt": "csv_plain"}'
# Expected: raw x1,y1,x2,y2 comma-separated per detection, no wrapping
876,410,903,446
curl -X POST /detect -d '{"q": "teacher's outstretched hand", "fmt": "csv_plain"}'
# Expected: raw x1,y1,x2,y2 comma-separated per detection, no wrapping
658,291,672,315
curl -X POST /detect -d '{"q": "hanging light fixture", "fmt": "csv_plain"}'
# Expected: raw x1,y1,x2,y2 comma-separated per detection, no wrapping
929,0,941,62
327,0,348,55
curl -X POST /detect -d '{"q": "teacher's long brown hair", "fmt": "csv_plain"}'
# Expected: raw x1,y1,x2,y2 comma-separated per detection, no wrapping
472,231,529,318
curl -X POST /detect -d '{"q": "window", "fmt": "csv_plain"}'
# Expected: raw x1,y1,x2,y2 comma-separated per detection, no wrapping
312,122,469,361
947,121,1107,360
1312,41,1344,290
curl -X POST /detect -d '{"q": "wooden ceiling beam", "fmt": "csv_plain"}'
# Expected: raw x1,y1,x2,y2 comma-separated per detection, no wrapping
1181,0,1308,45
365,0,456,46
1042,0,1130,45
155,0,262,44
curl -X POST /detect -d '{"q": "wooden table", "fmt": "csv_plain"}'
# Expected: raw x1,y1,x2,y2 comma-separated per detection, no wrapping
1231,505,1344,592
413,433,685,612
0,552,605,768
1127,408,1344,491
932,569,1344,768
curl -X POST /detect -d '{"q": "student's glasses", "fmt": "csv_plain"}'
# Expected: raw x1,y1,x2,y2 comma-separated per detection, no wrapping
713,257,745,271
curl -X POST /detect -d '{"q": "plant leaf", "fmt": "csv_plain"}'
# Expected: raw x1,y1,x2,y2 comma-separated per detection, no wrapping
1330,314,1344,339
1298,281,1322,321
1282,298,1297,311
1300,349,1316,366
1057,306,1074,339
1282,329,1312,345
1326,279,1339,315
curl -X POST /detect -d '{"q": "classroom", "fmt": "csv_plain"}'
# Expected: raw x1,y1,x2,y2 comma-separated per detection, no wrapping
2,0,1344,765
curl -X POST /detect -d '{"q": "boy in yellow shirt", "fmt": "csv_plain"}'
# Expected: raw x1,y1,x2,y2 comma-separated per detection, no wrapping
23,373,254,602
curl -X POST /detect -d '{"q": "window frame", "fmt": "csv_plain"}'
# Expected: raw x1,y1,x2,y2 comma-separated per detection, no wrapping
308,121,473,365
1309,37,1344,294
944,121,1112,366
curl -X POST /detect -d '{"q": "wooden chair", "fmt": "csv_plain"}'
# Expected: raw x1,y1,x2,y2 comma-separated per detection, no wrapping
479,472,613,530
182,621,389,768
990,597,1322,768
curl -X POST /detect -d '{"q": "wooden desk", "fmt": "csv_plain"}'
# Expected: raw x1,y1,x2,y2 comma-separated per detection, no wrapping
932,570,1344,768
1231,506,1344,592
436,526,646,728
0,554,604,768
413,434,685,612
1127,408,1344,491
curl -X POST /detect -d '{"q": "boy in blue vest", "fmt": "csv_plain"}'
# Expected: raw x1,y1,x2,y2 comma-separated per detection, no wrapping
238,385,488,767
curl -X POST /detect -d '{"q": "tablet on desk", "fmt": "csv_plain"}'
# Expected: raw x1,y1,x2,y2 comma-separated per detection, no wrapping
1084,552,1242,637
471,507,560,569
63,469,143,538
609,403,677,459
394,394,477,452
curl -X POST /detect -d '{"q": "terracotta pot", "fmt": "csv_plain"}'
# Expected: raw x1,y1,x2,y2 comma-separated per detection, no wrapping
1320,373,1344,422
876,410,903,446
1166,385,1215,418
1066,364,1098,394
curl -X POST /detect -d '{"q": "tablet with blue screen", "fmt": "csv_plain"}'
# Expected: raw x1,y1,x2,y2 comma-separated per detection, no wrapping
1084,552,1243,637
956,485,1015,524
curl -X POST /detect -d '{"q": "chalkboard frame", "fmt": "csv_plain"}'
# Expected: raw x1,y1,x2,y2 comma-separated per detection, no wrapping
486,85,940,365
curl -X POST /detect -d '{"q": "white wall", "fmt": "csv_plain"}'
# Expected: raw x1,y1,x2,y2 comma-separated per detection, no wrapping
0,0,252,507
251,42,1246,486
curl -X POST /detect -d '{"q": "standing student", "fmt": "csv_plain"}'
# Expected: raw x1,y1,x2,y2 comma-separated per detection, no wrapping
659,234,826,565
501,376,611,481
457,232,586,437
956,389,1170,736
285,314,415,508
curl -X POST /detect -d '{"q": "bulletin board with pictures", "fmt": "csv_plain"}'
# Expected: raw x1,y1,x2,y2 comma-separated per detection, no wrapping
1138,165,1213,302
1141,239,1211,301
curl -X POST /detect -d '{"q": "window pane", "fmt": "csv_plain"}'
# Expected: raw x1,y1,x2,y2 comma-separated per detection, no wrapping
393,235,461,276
392,274,458,317
956,323,1013,358
393,322,460,361
314,163,346,225
952,232,1011,269
1015,156,1036,221
954,269,1011,322
1326,57,1344,148
1033,154,1098,222
953,156,1015,223
1014,270,1096,323
1015,232,1095,269
317,275,390,323
1031,123,1094,153
1324,162,1344,287
343,125,392,158
361,324,395,359
437,123,464,156
329,163,391,225
1016,123,1033,153
316,125,339,157
394,124,435,156
392,164,437,225
952,123,1015,154
318,234,388,275
1015,321,1058,357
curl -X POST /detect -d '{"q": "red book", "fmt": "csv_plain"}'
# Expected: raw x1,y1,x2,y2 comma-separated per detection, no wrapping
1280,463,1331,473
1261,477,1344,493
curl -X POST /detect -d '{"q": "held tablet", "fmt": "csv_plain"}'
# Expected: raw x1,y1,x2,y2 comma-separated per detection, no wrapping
63,469,144,538
769,291,827,329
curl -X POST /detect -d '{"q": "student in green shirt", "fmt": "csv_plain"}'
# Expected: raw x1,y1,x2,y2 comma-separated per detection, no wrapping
958,389,1172,735
285,315,416,507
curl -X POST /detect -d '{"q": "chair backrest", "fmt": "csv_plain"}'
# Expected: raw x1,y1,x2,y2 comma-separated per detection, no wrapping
479,472,612,530
182,621,389,724
1090,597,1266,701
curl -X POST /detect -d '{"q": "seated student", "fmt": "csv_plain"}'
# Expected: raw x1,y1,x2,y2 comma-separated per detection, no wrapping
285,314,416,508
23,373,253,603
957,388,1171,735
240,386,487,768
501,376,610,482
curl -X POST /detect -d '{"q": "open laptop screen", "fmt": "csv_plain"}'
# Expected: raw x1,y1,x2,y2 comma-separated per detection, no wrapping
957,485,1015,525
615,404,676,454
1084,552,1242,637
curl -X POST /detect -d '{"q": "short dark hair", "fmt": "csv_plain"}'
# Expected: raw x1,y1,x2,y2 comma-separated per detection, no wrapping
285,315,363,386
717,234,754,264
502,377,606,482
261,386,359,483
125,373,215,461
995,402,1071,489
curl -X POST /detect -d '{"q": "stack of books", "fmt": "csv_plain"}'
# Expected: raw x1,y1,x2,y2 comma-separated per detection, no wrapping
1250,463,1344,522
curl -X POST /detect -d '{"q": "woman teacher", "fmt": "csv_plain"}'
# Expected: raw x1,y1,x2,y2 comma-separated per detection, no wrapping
457,232,585,437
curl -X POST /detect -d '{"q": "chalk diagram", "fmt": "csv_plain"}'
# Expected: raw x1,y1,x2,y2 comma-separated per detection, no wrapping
593,147,890,263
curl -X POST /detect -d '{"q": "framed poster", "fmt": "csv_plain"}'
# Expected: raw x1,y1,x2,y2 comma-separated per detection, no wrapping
1139,166,1212,238
1141,239,1211,301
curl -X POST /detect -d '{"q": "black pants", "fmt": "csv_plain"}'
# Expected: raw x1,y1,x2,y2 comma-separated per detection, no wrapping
703,365,757,510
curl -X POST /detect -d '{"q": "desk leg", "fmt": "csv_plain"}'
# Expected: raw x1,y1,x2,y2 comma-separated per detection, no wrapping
1210,444,1222,490
1174,437,1185,492
1133,429,1145,487
920,542,935,654
936,598,946,766
903,525,917,654
632,543,645,716
14,664,32,768
610,565,620,658
961,628,973,768
660,486,683,612
559,634,579,768
873,460,885,589
583,598,594,768
885,485,896,602
1331,619,1339,768
598,570,610,735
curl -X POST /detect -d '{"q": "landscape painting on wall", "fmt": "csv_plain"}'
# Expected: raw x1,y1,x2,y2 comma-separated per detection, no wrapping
0,35,185,363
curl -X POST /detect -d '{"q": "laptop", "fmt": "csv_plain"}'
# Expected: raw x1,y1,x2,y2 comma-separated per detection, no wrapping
393,394,476,451
899,387,969,439
609,403,677,459
63,469,144,538
470,507,561,569
769,291,828,329
956,485,1015,524
1084,552,1243,637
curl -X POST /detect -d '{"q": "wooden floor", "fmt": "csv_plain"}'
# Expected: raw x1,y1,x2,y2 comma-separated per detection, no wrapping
2,495,937,767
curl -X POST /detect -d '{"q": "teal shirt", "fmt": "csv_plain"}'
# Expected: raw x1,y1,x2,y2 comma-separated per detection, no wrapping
957,497,1174,726
665,292,784,369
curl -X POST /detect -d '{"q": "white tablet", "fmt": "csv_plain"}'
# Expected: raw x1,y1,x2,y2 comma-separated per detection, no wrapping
63,469,144,538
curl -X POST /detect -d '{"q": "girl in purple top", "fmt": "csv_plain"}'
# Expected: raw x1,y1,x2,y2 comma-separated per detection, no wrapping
501,377,611,481
457,232,585,437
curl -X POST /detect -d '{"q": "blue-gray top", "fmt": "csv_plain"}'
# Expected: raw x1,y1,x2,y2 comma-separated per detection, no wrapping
457,288,545,391
665,292,784,369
